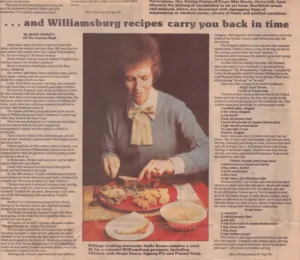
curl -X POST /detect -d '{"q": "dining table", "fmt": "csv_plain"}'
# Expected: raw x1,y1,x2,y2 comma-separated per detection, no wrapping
82,179,209,241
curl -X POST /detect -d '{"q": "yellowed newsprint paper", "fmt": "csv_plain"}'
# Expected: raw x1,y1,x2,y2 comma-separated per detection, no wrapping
0,0,300,259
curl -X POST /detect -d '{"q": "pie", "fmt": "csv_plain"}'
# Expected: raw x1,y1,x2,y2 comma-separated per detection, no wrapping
113,212,150,235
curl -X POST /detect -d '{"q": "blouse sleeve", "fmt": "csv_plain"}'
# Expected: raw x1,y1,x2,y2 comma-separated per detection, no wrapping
174,100,209,174
101,107,118,160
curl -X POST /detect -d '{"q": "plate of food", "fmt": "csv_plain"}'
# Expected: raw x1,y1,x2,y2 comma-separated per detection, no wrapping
105,212,154,241
97,176,177,213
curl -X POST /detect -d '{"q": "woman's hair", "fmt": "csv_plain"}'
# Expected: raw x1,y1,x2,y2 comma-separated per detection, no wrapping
118,34,162,80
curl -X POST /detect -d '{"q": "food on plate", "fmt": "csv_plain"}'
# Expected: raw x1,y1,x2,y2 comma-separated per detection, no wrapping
140,189,160,199
158,188,170,204
159,192,170,205
132,197,156,210
98,179,172,211
113,212,150,235
117,176,156,192
125,181,146,192
99,185,126,205
158,188,168,193
132,188,170,209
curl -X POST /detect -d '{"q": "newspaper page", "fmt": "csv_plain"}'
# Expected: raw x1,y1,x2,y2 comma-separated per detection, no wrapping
0,0,299,259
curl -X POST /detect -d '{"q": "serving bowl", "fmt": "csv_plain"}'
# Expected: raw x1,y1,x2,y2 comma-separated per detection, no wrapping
160,201,207,231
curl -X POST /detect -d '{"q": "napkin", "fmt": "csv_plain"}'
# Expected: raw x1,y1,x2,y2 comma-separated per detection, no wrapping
173,183,205,207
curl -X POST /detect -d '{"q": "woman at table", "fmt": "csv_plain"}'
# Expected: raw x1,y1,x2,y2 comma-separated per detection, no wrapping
101,34,208,181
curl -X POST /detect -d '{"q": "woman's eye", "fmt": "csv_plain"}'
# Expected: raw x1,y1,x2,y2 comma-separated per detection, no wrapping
126,77,135,82
141,76,149,81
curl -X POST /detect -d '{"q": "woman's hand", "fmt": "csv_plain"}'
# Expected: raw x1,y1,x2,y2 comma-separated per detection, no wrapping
102,154,120,179
138,159,174,182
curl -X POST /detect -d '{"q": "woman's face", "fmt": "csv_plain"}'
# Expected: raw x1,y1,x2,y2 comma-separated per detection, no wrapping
124,61,154,106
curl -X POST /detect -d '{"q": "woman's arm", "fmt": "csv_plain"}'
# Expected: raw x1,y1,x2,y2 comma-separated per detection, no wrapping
101,107,116,159
137,98,208,181
101,107,120,178
174,100,209,174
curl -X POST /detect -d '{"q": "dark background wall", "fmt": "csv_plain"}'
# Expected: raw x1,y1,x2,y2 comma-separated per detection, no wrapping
83,34,209,186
